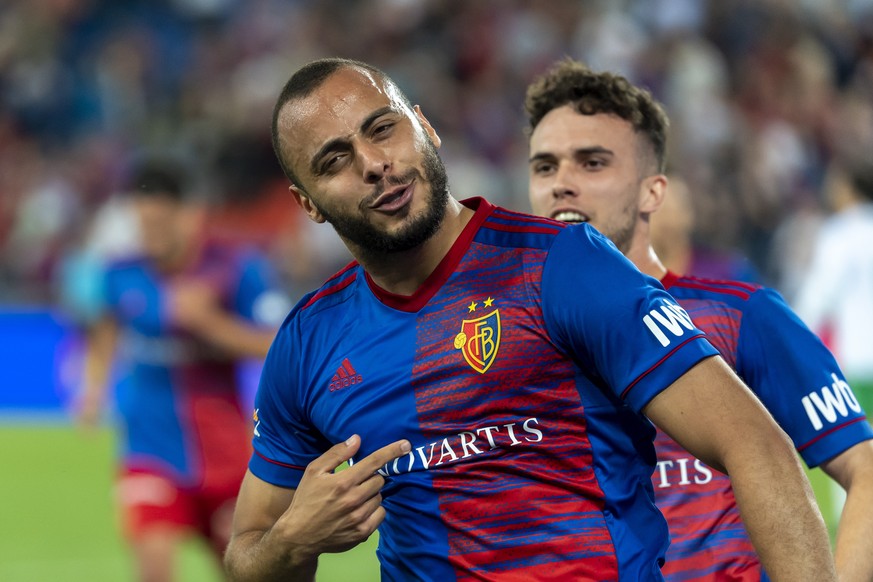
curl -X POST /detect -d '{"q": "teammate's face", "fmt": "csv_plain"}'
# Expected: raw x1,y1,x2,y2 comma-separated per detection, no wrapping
277,67,449,254
528,106,652,254
132,194,183,263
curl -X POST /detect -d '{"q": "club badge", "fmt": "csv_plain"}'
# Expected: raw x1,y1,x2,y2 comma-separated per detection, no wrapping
454,297,501,374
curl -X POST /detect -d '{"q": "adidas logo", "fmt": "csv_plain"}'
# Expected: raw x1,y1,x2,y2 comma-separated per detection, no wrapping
329,358,363,392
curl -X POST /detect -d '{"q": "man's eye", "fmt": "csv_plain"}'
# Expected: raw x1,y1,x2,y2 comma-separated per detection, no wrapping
373,122,394,137
534,163,555,175
322,154,345,173
584,159,605,170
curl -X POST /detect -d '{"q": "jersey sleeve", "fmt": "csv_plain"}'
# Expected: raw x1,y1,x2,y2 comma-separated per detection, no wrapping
736,287,873,467
100,262,128,317
542,225,718,412
232,252,292,328
248,306,333,488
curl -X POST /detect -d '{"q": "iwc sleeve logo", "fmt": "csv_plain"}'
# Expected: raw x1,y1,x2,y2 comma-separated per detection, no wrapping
454,297,501,374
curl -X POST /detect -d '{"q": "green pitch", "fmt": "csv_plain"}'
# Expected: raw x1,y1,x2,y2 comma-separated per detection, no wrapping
0,422,841,581
0,422,380,582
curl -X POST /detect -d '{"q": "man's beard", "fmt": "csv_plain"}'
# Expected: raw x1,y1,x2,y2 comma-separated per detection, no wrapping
604,211,636,255
314,138,450,254
597,194,639,255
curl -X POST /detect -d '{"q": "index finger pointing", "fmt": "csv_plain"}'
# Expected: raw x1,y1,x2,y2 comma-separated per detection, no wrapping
347,439,412,481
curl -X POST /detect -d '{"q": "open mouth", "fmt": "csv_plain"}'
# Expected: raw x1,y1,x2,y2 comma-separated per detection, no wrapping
552,210,589,224
371,181,414,212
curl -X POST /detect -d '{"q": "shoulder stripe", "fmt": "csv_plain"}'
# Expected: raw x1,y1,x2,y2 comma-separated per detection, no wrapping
796,416,869,453
323,260,358,284
303,270,357,309
491,207,567,228
254,450,307,471
670,278,754,300
621,335,706,400
485,210,565,236
483,221,564,235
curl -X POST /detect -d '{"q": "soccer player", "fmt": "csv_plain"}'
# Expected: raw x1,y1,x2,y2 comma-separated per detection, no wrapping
525,59,873,581
224,58,836,581
77,159,286,582
795,161,873,419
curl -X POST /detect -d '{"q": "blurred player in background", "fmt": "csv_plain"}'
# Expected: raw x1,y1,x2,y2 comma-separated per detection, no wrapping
525,58,873,581
794,161,873,420
224,57,836,581
76,158,287,582
650,173,760,283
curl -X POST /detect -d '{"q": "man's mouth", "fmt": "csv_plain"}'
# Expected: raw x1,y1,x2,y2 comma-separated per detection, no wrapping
370,181,414,212
552,210,588,224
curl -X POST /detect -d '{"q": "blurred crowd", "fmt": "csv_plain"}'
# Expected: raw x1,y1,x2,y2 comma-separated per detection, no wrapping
2,0,873,309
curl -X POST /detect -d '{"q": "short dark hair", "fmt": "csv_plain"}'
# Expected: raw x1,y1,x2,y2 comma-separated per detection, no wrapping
524,58,670,174
124,158,187,202
270,58,411,188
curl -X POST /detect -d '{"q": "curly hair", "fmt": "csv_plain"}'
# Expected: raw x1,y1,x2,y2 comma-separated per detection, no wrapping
524,58,669,174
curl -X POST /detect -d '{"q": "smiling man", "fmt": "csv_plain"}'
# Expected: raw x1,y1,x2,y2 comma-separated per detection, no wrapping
526,58,873,582
223,58,837,582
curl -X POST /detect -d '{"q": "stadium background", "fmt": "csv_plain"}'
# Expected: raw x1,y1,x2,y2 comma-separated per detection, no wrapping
1,0,871,579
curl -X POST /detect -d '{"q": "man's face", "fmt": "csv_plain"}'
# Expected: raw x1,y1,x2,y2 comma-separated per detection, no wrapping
132,194,183,263
277,67,449,254
528,105,650,254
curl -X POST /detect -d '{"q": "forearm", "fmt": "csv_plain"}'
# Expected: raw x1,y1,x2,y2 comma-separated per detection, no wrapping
78,318,118,423
225,528,318,582
833,465,873,581
728,434,836,581
189,312,275,359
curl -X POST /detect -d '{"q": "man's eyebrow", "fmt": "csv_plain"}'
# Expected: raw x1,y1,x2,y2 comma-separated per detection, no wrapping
360,106,396,134
529,151,556,164
528,146,613,164
309,106,398,175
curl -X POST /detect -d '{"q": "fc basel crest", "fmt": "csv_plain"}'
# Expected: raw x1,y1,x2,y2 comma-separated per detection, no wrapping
454,297,501,374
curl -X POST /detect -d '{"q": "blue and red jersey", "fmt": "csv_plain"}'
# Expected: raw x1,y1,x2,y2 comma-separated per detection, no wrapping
252,198,719,581
654,271,873,581
102,243,282,488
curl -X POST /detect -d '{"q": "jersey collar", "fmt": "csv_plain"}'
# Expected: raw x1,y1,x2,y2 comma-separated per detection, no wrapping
661,270,681,289
365,197,495,312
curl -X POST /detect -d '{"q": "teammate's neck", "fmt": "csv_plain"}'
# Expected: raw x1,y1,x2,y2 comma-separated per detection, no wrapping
626,243,669,281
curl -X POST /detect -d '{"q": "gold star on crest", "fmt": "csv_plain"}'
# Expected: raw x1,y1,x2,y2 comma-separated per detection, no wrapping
468,301,478,312
483,297,494,307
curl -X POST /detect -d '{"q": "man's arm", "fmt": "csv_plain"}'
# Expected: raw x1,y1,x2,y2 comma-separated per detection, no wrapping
170,279,277,359
76,315,119,428
819,439,873,582
225,435,411,582
644,356,837,581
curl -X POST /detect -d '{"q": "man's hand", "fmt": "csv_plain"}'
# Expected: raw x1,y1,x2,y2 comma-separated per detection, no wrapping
225,436,412,581
273,435,411,559
169,278,221,334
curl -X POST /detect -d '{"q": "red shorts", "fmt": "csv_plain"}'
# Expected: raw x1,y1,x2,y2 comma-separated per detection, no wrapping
117,466,242,554
116,388,251,553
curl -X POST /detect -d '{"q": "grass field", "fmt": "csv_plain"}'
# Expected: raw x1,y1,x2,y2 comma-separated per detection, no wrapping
0,422,380,582
0,422,843,581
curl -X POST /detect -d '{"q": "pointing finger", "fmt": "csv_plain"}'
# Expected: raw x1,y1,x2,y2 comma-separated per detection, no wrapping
308,434,364,475
346,438,412,482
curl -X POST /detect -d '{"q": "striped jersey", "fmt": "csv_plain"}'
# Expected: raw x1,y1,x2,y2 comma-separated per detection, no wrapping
102,243,280,486
655,271,873,581
251,198,719,581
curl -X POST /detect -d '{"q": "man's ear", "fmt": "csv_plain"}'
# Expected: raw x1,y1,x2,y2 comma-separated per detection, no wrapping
640,174,668,214
413,105,441,148
290,185,326,223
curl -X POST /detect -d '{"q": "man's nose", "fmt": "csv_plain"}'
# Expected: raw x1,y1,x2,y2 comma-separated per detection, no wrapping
551,164,578,199
358,142,390,184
